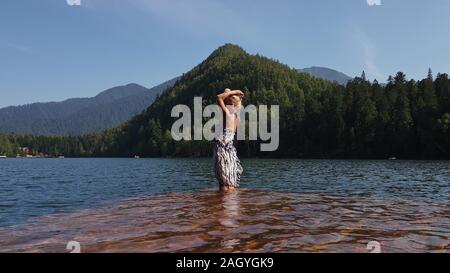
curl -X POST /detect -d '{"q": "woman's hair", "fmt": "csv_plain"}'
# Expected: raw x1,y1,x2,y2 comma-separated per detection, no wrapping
224,88,232,93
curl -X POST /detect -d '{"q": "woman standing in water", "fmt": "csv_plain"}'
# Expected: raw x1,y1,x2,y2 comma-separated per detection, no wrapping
214,88,245,192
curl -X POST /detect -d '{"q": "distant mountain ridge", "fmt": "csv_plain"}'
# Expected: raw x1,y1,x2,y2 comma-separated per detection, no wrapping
0,77,179,136
298,66,352,85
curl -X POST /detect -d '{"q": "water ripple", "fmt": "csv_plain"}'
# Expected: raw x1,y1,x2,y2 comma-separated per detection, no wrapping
0,189,448,253
0,158,449,252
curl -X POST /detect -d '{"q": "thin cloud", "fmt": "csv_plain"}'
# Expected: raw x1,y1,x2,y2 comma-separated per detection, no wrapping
366,0,382,6
131,0,263,42
6,43,33,54
66,0,81,6
351,27,383,81
363,40,383,81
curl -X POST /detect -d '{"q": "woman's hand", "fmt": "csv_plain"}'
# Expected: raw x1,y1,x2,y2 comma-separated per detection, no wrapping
234,90,245,97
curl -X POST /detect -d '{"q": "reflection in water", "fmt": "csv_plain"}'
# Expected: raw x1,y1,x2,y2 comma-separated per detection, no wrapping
220,190,240,228
0,189,448,253
220,190,241,249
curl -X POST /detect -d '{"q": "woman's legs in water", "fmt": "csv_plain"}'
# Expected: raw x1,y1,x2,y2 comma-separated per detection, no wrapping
220,185,236,192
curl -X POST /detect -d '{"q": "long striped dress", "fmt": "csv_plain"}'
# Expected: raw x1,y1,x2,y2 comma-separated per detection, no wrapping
213,128,243,188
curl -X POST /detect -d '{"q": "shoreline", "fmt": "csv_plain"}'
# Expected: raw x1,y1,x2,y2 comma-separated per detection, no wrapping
2,156,450,161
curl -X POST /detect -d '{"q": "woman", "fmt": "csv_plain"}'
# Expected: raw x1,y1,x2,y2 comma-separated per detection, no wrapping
214,88,245,192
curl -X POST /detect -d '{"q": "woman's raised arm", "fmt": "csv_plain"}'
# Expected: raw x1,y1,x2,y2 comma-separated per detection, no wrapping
217,89,244,114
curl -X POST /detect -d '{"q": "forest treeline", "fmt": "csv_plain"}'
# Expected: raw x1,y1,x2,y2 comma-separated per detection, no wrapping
1,44,449,159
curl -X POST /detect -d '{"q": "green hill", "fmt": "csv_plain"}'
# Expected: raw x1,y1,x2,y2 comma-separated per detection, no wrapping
111,44,332,157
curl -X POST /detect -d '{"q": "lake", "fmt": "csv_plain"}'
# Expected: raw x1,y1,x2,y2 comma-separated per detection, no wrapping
0,158,449,252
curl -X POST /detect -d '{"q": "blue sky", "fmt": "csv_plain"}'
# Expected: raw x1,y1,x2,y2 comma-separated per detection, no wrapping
1,0,449,107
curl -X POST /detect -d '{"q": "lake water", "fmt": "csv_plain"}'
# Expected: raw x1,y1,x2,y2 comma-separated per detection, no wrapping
0,158,449,252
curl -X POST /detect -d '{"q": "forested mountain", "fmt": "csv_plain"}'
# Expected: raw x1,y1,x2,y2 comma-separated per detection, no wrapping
1,44,450,159
0,78,178,136
298,66,352,85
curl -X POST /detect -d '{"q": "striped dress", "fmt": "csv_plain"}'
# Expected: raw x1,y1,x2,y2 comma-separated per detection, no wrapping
213,128,243,188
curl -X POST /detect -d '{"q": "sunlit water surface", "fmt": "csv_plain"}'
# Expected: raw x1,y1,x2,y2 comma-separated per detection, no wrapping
0,158,449,252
